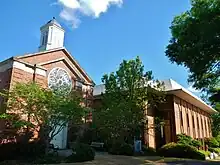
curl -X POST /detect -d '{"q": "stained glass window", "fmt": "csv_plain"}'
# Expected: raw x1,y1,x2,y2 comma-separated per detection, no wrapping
48,67,72,95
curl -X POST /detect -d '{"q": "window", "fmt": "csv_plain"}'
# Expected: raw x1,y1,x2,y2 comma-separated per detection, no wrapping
204,118,207,136
192,114,195,128
48,67,72,95
179,109,184,133
75,80,83,90
201,118,203,130
180,110,183,126
197,116,200,137
42,35,45,46
186,112,190,128
45,32,48,45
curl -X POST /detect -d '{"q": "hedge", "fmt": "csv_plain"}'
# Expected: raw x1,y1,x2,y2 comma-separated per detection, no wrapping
66,143,95,163
158,142,206,160
0,141,45,161
177,134,202,148
208,148,220,154
108,142,133,156
205,137,219,148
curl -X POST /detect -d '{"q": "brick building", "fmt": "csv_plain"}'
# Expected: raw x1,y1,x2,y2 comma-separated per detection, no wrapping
0,18,94,148
93,79,217,149
0,18,217,150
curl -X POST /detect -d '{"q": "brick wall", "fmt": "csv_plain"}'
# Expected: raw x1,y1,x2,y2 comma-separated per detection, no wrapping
0,69,13,109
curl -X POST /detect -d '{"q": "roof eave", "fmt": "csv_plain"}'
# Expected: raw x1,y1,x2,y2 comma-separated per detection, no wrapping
166,89,217,114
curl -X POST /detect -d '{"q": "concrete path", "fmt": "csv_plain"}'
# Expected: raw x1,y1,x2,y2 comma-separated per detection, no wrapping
53,154,220,165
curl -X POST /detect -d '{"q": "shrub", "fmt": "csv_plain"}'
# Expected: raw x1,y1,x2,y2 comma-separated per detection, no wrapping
66,143,95,163
198,150,211,157
177,134,192,145
0,141,45,161
215,135,220,143
191,139,202,148
108,142,134,156
209,148,220,154
205,137,219,148
158,142,206,160
177,134,202,148
142,145,157,156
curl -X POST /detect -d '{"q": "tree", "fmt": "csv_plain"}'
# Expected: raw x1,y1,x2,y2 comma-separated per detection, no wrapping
0,82,85,151
94,56,165,144
166,0,220,135
165,0,220,90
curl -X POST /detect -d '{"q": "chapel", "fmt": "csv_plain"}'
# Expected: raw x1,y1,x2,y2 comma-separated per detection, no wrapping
0,18,94,148
0,18,217,150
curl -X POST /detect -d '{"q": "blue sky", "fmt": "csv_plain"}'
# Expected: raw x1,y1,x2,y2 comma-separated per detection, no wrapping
0,0,197,91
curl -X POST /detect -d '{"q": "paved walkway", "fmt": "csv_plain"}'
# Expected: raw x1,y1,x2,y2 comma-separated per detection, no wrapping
53,154,220,165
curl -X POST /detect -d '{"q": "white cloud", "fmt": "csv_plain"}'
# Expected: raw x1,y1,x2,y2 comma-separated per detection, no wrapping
56,0,123,28
187,85,201,93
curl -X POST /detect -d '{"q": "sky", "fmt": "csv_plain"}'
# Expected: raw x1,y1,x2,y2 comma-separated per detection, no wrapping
0,0,199,93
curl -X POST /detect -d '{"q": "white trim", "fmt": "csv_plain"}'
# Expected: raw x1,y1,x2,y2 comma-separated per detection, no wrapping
38,57,65,65
93,79,217,114
40,57,88,84
36,68,47,77
13,61,34,73
13,61,46,77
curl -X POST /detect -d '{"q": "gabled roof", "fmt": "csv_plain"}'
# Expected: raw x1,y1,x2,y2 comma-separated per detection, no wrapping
15,47,95,85
93,79,217,114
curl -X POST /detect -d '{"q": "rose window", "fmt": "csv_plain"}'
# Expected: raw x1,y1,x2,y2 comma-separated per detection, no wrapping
48,67,72,94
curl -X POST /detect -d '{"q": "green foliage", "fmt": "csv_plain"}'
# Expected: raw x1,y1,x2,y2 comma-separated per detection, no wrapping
177,134,202,148
191,139,202,148
0,141,45,161
66,143,95,163
211,113,220,137
0,82,86,149
166,0,220,90
94,56,165,143
166,0,220,139
205,137,219,148
198,150,211,157
177,134,193,145
108,142,134,156
208,147,220,154
158,142,206,160
141,145,157,156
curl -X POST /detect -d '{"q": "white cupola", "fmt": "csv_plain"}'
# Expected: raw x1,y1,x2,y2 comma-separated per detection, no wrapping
38,17,65,51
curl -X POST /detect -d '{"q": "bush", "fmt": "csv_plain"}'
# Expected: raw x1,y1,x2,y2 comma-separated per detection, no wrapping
158,142,206,160
191,139,202,148
205,137,219,148
0,141,45,161
198,150,211,157
177,134,192,145
177,134,202,148
215,135,220,143
108,142,133,156
209,148,220,154
142,145,157,156
66,143,95,163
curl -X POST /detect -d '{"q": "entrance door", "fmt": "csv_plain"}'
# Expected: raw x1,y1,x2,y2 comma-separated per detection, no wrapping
50,124,68,149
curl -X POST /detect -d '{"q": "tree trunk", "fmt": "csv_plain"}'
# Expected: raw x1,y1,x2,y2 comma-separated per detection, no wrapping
39,124,51,154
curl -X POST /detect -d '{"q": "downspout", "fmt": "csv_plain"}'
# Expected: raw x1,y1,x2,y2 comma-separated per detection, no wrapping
27,64,37,135
33,64,37,83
